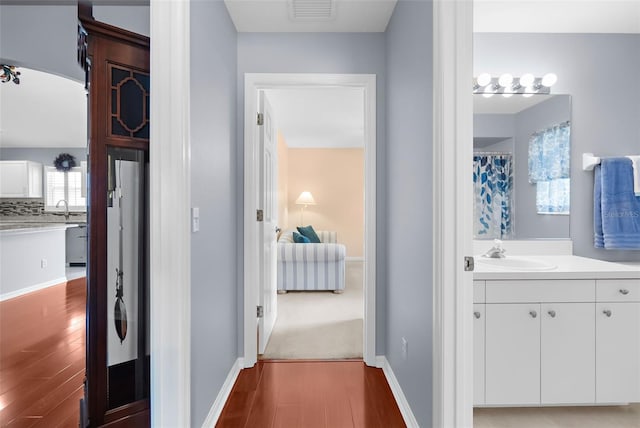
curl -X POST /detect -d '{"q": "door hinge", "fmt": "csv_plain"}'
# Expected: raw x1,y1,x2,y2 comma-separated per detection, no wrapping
464,256,475,272
257,113,264,126
257,305,264,318
256,209,264,222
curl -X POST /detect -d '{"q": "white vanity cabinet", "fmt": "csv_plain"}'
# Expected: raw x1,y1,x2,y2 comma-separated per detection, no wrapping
0,161,43,198
473,281,485,406
595,279,640,404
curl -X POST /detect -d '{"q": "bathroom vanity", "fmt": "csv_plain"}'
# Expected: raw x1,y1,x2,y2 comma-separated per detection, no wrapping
473,254,640,407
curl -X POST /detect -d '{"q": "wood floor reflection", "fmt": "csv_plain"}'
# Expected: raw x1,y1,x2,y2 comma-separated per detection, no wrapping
0,279,86,428
217,360,406,428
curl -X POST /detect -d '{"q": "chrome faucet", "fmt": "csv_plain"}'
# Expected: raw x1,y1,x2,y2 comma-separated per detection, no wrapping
56,199,70,220
483,239,506,258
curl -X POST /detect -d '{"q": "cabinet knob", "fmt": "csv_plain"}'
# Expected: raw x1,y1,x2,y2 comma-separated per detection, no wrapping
548,310,556,318
603,309,612,318
474,311,481,319
619,289,630,295
529,310,537,318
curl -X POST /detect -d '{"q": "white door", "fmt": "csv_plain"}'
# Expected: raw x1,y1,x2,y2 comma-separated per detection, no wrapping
541,303,595,404
596,302,640,403
473,304,485,406
485,303,541,405
257,92,278,354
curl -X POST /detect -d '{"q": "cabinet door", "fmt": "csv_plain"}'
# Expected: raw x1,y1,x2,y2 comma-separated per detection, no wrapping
541,303,595,404
485,303,540,405
0,161,28,197
473,304,485,406
596,302,640,403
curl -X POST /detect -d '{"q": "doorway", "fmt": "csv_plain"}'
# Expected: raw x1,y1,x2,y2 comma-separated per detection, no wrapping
243,73,377,368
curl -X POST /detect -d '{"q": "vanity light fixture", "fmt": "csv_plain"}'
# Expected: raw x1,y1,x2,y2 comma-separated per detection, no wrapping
473,72,557,96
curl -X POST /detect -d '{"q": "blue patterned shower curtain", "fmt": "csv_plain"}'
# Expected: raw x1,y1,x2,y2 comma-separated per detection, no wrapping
473,154,513,239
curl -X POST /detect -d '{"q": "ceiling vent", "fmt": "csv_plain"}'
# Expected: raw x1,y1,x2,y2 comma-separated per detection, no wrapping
288,0,336,21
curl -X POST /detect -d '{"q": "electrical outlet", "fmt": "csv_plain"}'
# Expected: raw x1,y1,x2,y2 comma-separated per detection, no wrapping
401,337,408,360
41,258,47,268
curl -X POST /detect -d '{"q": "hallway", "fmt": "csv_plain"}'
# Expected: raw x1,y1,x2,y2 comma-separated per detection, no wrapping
217,360,406,427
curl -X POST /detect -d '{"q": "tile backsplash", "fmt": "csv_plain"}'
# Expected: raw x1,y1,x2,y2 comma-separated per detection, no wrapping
0,198,45,216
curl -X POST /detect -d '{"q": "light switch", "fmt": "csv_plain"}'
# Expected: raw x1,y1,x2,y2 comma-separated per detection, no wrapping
191,207,200,232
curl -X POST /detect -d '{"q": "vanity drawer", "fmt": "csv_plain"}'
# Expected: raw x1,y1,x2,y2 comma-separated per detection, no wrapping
486,280,595,303
474,280,486,303
596,280,640,302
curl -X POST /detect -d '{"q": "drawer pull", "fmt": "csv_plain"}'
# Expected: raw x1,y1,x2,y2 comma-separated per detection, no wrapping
548,310,556,318
603,309,612,318
619,289,630,295
474,311,481,319
529,310,537,318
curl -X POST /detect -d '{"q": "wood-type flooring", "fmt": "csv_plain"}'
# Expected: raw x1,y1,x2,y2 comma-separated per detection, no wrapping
216,360,406,428
0,279,86,428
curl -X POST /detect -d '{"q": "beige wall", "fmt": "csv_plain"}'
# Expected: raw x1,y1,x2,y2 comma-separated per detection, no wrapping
277,131,289,229
283,147,364,257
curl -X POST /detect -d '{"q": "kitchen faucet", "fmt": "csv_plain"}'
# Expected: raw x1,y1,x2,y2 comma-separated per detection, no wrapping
56,199,70,220
483,239,506,258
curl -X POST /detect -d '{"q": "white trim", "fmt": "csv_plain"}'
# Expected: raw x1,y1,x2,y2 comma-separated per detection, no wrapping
432,1,474,428
0,276,67,302
243,73,377,367
345,256,365,262
150,0,191,426
201,358,244,427
377,356,420,428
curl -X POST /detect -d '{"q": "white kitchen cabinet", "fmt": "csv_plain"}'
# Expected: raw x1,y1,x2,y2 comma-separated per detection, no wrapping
541,303,595,404
485,303,540,405
0,161,43,198
473,304,485,405
596,302,640,403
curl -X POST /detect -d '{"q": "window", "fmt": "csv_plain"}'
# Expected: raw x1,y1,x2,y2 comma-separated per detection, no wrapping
528,121,570,215
44,162,86,212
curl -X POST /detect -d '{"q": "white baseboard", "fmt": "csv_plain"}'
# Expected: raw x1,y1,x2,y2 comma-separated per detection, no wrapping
376,356,420,428
0,276,68,302
201,357,243,427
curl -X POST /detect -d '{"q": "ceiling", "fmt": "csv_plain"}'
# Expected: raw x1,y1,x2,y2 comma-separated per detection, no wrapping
473,94,553,115
0,68,87,148
265,87,364,148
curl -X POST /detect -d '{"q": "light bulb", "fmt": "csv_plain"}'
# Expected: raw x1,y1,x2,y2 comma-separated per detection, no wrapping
498,73,513,87
484,84,497,94
519,73,535,88
541,73,557,87
477,73,492,87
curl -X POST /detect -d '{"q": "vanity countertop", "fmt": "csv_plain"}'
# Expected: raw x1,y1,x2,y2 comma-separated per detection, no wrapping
474,255,640,280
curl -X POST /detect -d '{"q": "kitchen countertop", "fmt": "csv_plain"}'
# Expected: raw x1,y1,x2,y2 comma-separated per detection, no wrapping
474,255,640,280
0,215,86,234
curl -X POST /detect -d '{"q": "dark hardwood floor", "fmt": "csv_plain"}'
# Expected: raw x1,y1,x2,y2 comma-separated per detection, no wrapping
217,360,406,428
0,278,86,428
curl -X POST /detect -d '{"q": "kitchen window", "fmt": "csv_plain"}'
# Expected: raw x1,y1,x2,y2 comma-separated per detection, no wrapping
44,162,87,212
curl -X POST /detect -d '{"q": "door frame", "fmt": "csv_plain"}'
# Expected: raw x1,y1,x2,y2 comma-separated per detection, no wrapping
243,73,377,367
432,1,474,427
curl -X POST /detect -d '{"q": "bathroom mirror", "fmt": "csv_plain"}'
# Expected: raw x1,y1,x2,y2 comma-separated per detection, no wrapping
473,94,571,240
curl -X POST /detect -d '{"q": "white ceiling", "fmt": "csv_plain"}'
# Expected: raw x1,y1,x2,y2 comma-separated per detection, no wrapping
265,87,364,148
0,68,87,148
224,0,398,32
474,94,553,114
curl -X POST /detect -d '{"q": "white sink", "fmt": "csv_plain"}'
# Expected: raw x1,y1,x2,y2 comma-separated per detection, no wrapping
476,256,557,271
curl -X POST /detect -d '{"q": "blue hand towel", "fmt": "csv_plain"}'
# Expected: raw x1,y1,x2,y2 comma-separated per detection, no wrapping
593,165,604,248
597,157,640,249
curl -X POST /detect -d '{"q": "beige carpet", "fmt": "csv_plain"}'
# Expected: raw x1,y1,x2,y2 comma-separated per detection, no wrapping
261,261,364,360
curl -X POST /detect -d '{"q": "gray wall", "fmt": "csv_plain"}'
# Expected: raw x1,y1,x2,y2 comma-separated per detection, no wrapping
93,5,150,37
0,5,83,82
514,95,571,239
385,1,433,426
475,33,640,261
0,148,86,166
190,2,238,426
237,32,388,355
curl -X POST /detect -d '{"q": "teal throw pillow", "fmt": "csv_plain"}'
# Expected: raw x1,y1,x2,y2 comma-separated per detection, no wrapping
297,225,321,243
293,231,311,244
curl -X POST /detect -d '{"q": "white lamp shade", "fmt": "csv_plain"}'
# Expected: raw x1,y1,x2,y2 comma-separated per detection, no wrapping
295,191,316,206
